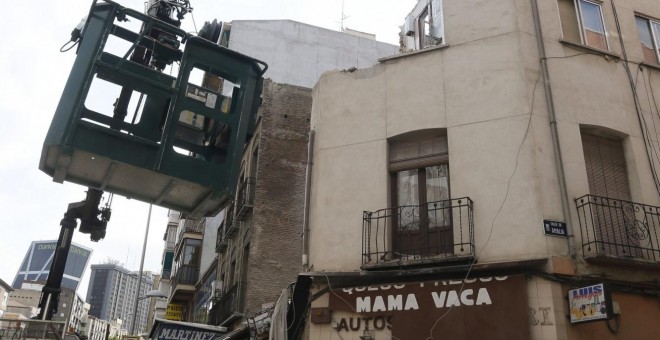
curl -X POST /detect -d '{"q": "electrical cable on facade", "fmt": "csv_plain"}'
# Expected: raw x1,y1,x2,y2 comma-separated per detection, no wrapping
609,0,660,198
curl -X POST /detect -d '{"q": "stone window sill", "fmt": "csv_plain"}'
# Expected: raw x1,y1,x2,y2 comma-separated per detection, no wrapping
559,39,621,60
379,44,450,63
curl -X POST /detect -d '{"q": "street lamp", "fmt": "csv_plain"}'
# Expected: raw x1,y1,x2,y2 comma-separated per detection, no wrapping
130,204,154,336
129,289,168,335
140,290,168,300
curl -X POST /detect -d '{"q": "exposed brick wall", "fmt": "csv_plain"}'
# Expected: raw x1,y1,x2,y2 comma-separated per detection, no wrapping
244,79,312,313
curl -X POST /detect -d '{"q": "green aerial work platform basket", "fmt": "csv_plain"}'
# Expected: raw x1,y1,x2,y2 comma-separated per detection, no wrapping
40,0,266,217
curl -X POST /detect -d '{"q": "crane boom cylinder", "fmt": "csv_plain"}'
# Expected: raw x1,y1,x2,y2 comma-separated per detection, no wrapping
37,217,75,320
37,189,110,320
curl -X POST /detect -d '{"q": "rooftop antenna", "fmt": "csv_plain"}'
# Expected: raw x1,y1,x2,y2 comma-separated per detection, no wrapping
338,0,350,32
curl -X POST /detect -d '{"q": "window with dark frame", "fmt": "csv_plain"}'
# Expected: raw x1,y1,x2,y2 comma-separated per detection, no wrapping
389,134,451,257
558,0,608,51
183,239,202,266
635,16,660,64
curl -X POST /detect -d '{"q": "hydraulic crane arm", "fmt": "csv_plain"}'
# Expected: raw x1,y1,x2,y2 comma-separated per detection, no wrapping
37,0,195,322
37,189,111,320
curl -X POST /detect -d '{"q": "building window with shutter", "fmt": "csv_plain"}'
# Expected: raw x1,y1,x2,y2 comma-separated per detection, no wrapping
581,132,642,256
389,133,451,257
635,16,660,64
558,0,609,51
581,133,631,201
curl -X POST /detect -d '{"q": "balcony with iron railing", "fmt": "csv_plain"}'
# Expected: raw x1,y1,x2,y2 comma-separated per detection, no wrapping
235,177,255,220
575,195,660,264
362,197,474,268
171,264,200,291
225,201,235,226
177,218,205,241
208,281,246,326
216,223,228,253
174,219,205,254
225,220,242,240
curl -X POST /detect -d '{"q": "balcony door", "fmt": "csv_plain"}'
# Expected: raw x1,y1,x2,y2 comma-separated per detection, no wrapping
390,133,451,258
581,133,640,256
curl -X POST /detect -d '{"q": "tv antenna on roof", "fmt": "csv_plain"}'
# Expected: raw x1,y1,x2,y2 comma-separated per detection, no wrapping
338,0,350,32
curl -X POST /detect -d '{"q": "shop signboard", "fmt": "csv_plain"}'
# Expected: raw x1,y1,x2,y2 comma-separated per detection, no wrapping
166,304,184,321
328,275,529,339
568,283,613,323
148,319,226,340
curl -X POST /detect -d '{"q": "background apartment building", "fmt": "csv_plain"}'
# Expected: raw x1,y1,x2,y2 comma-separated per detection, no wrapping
8,286,86,332
208,21,397,336
289,0,660,339
86,264,154,334
166,212,204,324
160,19,397,338
217,20,397,89
207,79,312,332
12,241,92,291
154,211,178,323
0,278,12,318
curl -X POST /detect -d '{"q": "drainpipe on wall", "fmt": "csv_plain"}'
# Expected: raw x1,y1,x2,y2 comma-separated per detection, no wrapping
302,130,315,272
530,0,576,257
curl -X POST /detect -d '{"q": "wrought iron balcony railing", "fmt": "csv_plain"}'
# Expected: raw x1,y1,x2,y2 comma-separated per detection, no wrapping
575,194,660,262
176,218,205,243
225,201,235,227
235,177,255,220
185,218,205,232
171,264,199,288
362,197,474,266
208,281,246,326
225,220,242,240
212,203,239,254
216,224,228,253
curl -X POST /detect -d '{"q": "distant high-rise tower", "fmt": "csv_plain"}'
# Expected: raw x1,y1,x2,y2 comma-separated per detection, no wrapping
86,264,153,334
12,241,92,291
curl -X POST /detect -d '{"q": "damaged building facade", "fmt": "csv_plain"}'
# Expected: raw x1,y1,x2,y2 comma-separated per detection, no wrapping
292,0,660,339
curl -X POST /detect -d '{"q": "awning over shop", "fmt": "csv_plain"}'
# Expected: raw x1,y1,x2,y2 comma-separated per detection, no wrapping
148,319,227,340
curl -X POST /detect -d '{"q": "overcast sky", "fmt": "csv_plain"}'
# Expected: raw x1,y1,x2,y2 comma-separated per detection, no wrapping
0,0,415,299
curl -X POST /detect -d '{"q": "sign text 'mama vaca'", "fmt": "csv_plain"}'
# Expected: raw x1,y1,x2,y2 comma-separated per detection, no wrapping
356,288,493,312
